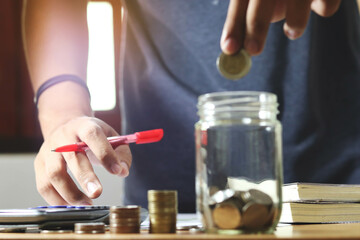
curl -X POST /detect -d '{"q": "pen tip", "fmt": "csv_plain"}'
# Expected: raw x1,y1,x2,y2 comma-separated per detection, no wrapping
51,149,56,152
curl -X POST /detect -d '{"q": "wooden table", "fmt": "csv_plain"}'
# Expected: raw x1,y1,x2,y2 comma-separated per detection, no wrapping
0,223,359,240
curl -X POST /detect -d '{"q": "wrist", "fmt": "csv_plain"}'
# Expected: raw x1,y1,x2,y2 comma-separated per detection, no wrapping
37,81,93,138
34,75,91,108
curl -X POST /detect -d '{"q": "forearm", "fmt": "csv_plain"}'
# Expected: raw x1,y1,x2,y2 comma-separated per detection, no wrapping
22,0,91,137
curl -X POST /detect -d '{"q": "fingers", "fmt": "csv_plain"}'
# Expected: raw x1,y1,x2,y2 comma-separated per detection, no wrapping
63,151,103,199
114,145,132,178
244,0,276,55
35,144,93,205
283,0,312,40
221,0,248,54
221,0,341,56
271,0,286,23
311,0,341,17
34,153,68,205
77,120,130,177
35,116,132,206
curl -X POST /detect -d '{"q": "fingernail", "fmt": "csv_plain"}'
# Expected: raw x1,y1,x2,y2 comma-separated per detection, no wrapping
119,162,129,177
87,182,98,195
111,163,121,174
244,39,258,55
286,29,299,40
222,38,239,55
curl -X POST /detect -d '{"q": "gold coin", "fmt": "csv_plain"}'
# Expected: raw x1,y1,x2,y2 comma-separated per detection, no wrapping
109,205,141,233
150,223,176,234
109,225,140,234
212,201,242,229
242,202,269,230
110,205,140,213
148,190,177,202
217,49,252,80
74,222,106,234
148,190,178,234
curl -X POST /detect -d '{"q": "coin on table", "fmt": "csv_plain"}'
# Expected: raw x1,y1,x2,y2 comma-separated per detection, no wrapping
216,49,252,80
109,205,141,234
148,190,178,233
74,222,106,234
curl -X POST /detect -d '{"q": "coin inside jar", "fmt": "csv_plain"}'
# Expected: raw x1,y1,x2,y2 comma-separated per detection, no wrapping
212,200,242,229
216,49,252,80
242,202,269,230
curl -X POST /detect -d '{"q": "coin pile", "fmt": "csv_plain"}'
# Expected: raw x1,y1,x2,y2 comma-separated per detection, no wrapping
148,190,177,233
109,206,140,233
216,49,252,80
74,222,105,234
211,188,275,231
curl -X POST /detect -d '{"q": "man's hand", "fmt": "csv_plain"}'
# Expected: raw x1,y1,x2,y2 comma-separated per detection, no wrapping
34,116,132,205
23,0,132,206
221,0,342,56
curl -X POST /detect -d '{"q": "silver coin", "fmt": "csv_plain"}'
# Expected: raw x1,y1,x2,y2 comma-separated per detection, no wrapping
248,189,273,206
217,49,252,80
209,189,235,205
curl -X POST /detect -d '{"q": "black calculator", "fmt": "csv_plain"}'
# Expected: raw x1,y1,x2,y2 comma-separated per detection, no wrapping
0,205,148,231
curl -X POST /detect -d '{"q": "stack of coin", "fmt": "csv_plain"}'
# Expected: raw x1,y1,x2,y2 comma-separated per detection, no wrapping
148,190,177,233
109,206,140,233
74,222,105,234
210,188,275,231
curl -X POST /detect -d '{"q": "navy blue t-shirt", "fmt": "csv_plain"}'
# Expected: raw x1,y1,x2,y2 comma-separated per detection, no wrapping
120,0,360,212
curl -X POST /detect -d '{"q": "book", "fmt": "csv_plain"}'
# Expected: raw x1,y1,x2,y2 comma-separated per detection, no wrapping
280,202,360,223
282,182,360,203
280,182,360,223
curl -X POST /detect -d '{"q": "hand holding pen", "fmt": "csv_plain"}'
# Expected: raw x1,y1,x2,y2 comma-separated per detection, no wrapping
34,114,163,207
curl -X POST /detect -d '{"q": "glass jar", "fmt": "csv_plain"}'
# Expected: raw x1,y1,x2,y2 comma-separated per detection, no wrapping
195,91,283,234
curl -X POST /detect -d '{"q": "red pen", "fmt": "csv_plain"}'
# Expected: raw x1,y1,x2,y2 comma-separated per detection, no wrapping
51,129,164,152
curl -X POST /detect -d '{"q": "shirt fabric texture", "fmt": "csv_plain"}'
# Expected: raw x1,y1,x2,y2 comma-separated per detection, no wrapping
120,0,360,212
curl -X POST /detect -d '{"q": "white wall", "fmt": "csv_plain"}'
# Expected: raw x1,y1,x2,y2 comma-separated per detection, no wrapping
0,154,124,209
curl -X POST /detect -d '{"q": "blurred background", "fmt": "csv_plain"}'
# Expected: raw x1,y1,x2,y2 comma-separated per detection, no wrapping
0,0,124,208
1,0,359,209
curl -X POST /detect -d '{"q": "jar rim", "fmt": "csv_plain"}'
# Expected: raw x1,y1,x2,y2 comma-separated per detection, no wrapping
198,91,277,103
197,91,279,119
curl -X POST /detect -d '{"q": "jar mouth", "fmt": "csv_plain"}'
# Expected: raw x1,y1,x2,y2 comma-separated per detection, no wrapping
197,91,279,119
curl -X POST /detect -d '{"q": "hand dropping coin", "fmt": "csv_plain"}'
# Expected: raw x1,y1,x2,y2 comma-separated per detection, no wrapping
217,49,252,80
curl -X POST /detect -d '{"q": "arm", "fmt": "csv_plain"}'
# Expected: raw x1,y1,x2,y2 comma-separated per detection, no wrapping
221,0,342,56
23,0,131,205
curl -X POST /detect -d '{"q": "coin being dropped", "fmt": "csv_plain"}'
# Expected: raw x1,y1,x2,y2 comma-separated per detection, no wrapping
217,49,252,80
